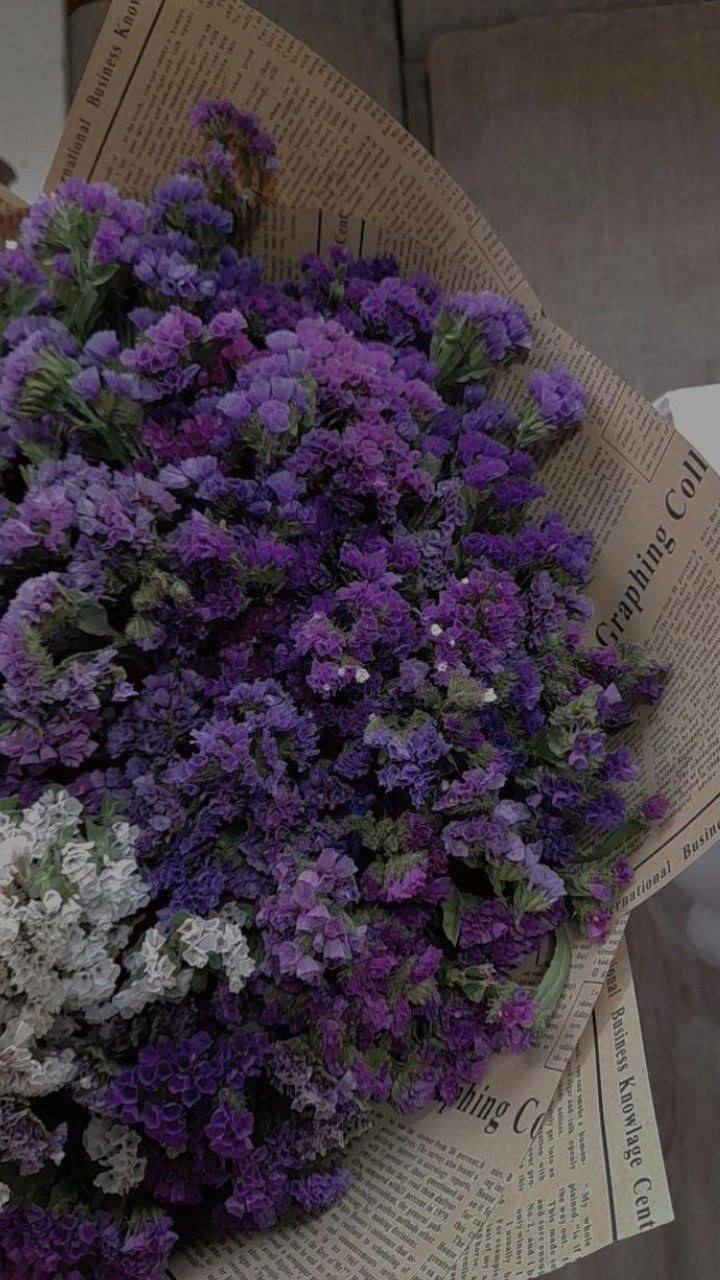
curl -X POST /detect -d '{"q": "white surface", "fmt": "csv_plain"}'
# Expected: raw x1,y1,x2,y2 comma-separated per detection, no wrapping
656,383,720,471
0,0,67,199
653,384,720,968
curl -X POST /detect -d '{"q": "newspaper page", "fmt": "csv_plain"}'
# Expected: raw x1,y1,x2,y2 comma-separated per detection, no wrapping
166,934,671,1280
0,182,25,243
459,936,672,1280
37,0,720,1272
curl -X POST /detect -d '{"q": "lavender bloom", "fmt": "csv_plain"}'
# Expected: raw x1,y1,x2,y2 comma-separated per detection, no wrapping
446,291,532,362
528,364,588,427
643,793,670,821
431,290,531,392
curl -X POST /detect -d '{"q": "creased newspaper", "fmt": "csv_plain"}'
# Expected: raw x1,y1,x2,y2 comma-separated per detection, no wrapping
0,182,25,243
167,935,671,1280
459,935,671,1280
29,0,720,1272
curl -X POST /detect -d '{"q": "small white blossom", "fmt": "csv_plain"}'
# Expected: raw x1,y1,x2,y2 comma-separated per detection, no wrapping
0,1017,76,1097
83,1116,146,1195
0,790,257,1114
429,623,443,637
0,1181,10,1207
177,907,255,994
0,791,156,1095
354,666,370,684
113,926,190,1019
482,688,498,704
215,913,255,993
176,916,214,968
42,890,62,915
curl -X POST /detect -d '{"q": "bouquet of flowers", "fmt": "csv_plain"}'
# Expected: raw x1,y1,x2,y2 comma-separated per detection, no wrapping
0,101,669,1278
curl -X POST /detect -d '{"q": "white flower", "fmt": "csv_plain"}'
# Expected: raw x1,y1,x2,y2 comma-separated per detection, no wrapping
0,1017,76,1097
354,666,370,684
482,688,498,704
83,1117,146,1196
0,790,160,1092
216,916,255,994
177,908,255,994
0,1182,10,1208
429,623,443,637
177,916,215,969
0,789,257,1106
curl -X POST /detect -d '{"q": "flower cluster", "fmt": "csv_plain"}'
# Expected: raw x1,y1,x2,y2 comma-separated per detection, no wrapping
0,101,668,1277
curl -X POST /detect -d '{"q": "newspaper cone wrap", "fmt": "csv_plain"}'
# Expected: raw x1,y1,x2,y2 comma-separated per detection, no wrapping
11,0,718,1272
0,182,26,242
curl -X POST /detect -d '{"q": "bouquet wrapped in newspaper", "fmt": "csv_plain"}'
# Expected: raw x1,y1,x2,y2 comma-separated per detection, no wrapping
2,4,720,1279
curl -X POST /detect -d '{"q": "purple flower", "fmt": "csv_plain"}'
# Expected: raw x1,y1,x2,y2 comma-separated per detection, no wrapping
585,909,613,940
446,291,532,362
613,859,634,884
527,860,566,904
499,989,537,1030
528,365,588,427
643,793,669,822
205,1103,254,1157
292,1167,351,1213
71,365,102,399
589,878,612,902
584,790,626,831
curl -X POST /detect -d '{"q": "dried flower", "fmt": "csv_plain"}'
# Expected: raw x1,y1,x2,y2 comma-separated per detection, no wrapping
0,99,668,1278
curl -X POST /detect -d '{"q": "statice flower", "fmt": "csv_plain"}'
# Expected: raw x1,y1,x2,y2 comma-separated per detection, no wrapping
516,364,589,447
430,290,532,391
0,99,669,1276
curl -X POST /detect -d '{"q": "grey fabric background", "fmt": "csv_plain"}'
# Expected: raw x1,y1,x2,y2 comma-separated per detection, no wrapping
429,2,720,397
401,0,710,56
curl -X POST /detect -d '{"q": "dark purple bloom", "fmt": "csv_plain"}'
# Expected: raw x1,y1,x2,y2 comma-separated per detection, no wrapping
584,789,626,830
642,793,670,822
528,364,588,427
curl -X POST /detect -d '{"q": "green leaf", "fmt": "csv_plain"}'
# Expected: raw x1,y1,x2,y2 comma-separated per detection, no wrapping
90,263,121,288
125,614,158,643
545,725,573,759
446,673,492,711
534,927,571,1024
441,889,464,946
447,963,496,1003
487,862,525,894
406,976,437,1005
512,881,552,920
74,598,115,637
